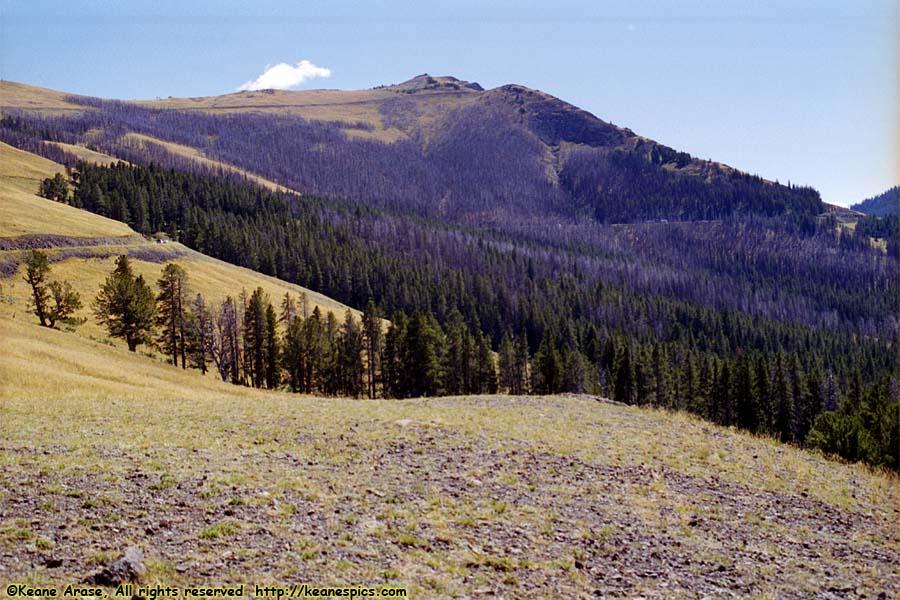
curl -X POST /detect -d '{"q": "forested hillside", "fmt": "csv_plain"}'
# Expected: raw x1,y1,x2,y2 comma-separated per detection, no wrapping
31,160,899,470
1,77,896,470
852,185,900,216
1,76,822,226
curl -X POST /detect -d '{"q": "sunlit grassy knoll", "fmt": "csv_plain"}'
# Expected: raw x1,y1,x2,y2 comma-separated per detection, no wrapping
0,81,87,114
0,183,136,240
135,86,480,143
0,142,134,239
47,141,125,166
0,313,270,403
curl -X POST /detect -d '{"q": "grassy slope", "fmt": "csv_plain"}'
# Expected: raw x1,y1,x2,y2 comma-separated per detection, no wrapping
0,81,86,113
0,142,357,349
122,133,295,193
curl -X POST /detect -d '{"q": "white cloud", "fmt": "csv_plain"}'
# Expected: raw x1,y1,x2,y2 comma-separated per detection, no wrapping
238,60,332,91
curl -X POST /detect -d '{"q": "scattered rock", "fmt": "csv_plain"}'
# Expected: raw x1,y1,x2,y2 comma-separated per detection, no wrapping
84,547,145,585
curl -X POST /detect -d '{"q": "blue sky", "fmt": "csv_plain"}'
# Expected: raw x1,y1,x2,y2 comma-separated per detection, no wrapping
2,0,897,206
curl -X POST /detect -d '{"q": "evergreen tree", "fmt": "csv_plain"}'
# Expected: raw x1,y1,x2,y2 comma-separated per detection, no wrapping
24,250,83,329
734,354,759,432
280,292,297,324
244,287,270,388
475,333,498,394
362,300,383,399
337,310,365,397
634,348,650,406
321,311,341,395
562,349,591,393
186,293,212,374
514,333,530,395
773,352,793,443
39,173,69,203
382,310,408,398
788,353,808,442
93,255,156,352
404,312,446,398
613,343,635,404
215,295,243,384
156,262,190,367
651,343,670,408
283,315,305,393
303,307,326,393
754,356,773,434
265,303,280,389
498,333,517,394
532,333,562,395
24,250,51,327
444,310,473,395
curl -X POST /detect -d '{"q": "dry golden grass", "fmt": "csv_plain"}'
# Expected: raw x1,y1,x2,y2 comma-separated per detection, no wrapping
0,315,269,402
0,143,134,238
135,86,480,143
0,141,357,359
46,141,125,166
122,133,294,193
0,81,86,114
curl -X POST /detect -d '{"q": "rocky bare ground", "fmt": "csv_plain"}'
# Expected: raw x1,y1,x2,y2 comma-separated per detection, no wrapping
0,395,897,598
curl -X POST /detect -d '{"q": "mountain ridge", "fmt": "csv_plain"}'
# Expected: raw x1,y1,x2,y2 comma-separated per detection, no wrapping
1,76,799,214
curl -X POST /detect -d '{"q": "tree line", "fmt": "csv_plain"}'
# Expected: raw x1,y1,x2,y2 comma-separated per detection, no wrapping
30,160,899,471
24,249,897,471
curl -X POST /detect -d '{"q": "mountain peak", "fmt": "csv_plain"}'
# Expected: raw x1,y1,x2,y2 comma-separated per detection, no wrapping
380,73,484,94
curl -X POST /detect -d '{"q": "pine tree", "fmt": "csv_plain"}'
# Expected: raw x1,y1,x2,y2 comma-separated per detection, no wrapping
562,350,591,393
514,333,530,395
38,173,69,203
24,250,51,327
283,315,305,393
186,293,212,374
634,348,650,406
280,292,297,324
244,287,270,388
93,255,156,352
337,310,365,397
404,312,446,398
321,311,341,395
362,300,383,399
215,295,243,384
532,333,562,395
773,352,793,443
754,356,773,433
156,262,190,367
303,307,325,393
265,303,280,389
382,310,408,398
613,343,634,404
651,343,670,408
475,333,498,394
734,354,759,432
24,250,83,329
498,333,517,394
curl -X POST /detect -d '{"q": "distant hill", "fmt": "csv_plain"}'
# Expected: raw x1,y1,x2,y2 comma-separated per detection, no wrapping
851,185,900,216
0,76,822,225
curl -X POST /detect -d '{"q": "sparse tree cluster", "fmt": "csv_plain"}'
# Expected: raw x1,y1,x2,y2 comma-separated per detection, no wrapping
23,250,83,329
